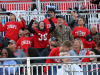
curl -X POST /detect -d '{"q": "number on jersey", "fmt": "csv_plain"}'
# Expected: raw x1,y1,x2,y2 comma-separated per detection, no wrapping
38,33,48,41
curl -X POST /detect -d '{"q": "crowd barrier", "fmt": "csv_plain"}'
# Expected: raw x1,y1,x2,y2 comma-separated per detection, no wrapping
0,55,100,75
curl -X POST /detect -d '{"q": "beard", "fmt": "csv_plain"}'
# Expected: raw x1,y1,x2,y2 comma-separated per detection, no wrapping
51,43,57,47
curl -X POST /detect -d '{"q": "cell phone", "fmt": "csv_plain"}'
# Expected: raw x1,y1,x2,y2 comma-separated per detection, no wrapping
45,14,51,18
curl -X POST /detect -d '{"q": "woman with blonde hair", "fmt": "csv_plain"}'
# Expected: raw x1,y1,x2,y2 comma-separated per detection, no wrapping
68,38,87,62
57,52,82,75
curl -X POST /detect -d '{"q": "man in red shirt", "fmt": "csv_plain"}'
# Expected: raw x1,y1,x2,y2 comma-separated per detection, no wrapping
44,40,73,75
43,8,67,28
0,11,26,43
72,17,90,42
16,26,33,53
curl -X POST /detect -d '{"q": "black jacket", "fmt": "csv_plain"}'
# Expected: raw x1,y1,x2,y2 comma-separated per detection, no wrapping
41,47,51,62
0,36,7,49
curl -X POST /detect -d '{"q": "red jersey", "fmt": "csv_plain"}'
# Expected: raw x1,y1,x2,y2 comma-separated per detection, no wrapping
72,26,90,42
33,28,50,48
43,17,67,28
0,20,26,42
44,47,61,74
83,40,96,48
16,37,33,53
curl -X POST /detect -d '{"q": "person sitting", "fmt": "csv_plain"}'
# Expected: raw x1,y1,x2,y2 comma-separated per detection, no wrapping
72,17,90,42
88,49,100,75
90,25,98,37
41,37,58,62
28,17,55,56
68,38,87,62
23,47,42,75
83,35,96,51
57,52,83,75
0,48,17,75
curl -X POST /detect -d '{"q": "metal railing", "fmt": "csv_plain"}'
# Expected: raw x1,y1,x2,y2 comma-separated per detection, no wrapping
0,55,100,75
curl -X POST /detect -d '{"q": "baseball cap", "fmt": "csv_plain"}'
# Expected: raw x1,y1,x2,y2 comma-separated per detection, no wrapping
49,37,58,42
6,11,16,16
85,35,92,42
72,9,78,14
7,40,16,44
22,25,28,31
97,33,100,35
56,15,65,20
47,8,55,13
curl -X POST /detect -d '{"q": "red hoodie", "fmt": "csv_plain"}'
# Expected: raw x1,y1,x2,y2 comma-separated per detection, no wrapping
44,47,61,74
16,37,33,53
0,20,26,42
83,40,96,48
43,17,68,28
72,26,90,42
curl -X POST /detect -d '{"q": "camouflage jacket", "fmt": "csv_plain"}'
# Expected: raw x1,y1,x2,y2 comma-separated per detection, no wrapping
52,25,74,46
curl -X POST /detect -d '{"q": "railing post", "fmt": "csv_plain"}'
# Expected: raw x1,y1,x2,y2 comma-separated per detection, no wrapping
27,57,30,75
37,0,41,21
84,0,86,6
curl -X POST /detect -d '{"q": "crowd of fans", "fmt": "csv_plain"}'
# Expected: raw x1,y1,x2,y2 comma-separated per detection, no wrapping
0,0,100,75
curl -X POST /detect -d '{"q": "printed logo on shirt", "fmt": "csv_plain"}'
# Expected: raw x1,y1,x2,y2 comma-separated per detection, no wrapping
14,53,19,55
21,40,32,45
47,23,57,28
7,25,17,29
53,58,61,62
90,68,100,71
75,31,86,35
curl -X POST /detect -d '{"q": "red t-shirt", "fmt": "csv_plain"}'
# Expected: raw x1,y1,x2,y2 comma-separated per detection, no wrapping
43,17,67,28
72,26,90,42
44,47,61,74
0,20,26,42
33,28,50,48
16,37,33,53
83,40,96,48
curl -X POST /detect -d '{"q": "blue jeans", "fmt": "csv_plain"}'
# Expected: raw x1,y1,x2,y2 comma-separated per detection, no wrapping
83,66,87,75
48,66,61,75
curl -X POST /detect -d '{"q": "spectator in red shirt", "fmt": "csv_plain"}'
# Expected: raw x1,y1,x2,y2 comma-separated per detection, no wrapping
43,8,67,28
28,17,55,56
16,26,34,53
44,40,73,75
83,35,96,50
0,11,26,43
72,17,90,42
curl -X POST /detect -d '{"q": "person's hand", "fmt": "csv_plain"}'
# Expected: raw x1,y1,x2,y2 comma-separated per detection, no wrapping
0,17,2,22
33,17,37,21
80,32,84,37
73,16,78,21
47,15,51,19
18,14,22,20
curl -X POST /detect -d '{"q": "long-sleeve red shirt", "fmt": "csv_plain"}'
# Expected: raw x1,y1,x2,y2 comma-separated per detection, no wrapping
0,20,26,42
44,47,61,74
16,37,33,53
43,17,68,28
72,26,90,42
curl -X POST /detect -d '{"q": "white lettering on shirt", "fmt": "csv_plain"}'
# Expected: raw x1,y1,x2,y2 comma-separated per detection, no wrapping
38,33,48,41
21,40,32,45
75,31,86,35
7,25,17,29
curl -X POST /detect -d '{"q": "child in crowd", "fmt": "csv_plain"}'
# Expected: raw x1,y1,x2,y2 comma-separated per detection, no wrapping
16,26,33,53
28,16,55,56
0,11,26,43
72,17,90,42
57,52,83,75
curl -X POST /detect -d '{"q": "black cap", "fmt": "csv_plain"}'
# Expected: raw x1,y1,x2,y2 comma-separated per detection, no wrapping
85,35,92,42
22,25,28,31
56,15,65,20
49,37,58,42
47,8,55,13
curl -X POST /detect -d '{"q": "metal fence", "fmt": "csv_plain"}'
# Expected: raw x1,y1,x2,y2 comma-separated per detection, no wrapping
0,55,100,75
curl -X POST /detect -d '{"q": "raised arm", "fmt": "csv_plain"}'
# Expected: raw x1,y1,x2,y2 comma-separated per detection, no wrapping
49,19,55,33
27,18,36,33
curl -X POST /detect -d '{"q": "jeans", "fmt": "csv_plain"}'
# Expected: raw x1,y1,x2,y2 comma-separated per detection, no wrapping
83,66,87,75
48,66,61,75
